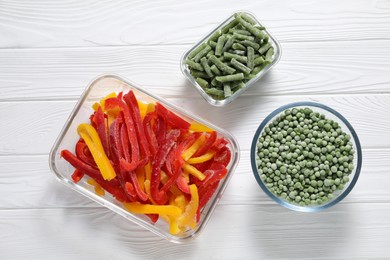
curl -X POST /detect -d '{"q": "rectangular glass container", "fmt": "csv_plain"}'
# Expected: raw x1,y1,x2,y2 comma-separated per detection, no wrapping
181,11,281,107
49,75,240,243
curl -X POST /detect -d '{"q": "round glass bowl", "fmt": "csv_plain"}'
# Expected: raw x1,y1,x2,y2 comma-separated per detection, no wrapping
250,102,362,212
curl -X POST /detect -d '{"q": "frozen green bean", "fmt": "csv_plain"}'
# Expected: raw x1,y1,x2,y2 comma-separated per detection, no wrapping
215,35,226,56
265,47,274,62
229,28,252,36
206,50,215,58
191,71,211,79
200,57,214,78
222,35,236,52
223,52,247,63
216,73,244,83
240,40,260,50
188,42,207,60
211,77,222,87
223,84,232,97
209,55,236,74
254,56,265,66
259,42,272,55
195,77,209,89
193,44,212,62
230,58,252,74
210,64,222,76
236,16,265,39
185,59,204,71
209,41,217,48
233,32,255,41
229,49,246,55
247,47,255,70
205,88,224,97
236,12,257,25
232,43,246,51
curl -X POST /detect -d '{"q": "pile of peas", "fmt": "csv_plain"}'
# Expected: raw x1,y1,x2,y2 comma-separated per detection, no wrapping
255,107,355,207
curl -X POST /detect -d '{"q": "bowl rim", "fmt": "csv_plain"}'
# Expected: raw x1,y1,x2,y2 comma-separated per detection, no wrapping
250,101,362,212
180,10,282,107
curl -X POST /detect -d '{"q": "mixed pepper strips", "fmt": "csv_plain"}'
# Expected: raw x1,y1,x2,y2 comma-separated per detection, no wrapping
61,89,232,234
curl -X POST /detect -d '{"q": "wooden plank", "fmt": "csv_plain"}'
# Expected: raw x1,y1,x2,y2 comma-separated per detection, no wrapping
0,0,389,48
0,148,388,209
0,204,389,259
0,94,388,155
0,41,390,100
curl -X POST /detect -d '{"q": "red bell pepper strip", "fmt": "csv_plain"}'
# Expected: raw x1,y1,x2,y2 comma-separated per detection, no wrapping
105,97,140,170
150,129,180,205
93,107,110,158
128,171,148,202
109,115,123,163
71,169,84,183
176,175,190,194
213,146,231,167
193,131,217,157
200,162,228,188
196,180,220,222
211,137,228,151
119,123,138,172
124,182,138,201
123,91,150,164
75,140,97,167
155,115,167,146
156,102,190,130
143,111,158,157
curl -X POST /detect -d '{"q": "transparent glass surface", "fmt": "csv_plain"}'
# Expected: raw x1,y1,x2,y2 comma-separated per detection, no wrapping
181,11,282,107
49,75,240,242
250,102,362,212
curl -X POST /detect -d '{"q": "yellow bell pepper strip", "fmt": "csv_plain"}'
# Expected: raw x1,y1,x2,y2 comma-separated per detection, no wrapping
187,151,215,164
92,92,117,111
137,99,149,120
192,131,217,158
177,184,199,229
182,163,206,181
77,123,116,181
189,121,214,132
87,178,105,196
144,162,152,181
181,134,206,161
123,202,182,217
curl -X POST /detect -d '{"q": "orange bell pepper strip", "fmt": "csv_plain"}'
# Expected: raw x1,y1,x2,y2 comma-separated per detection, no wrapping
187,151,215,164
123,202,182,217
189,121,214,132
181,134,206,161
182,163,206,181
77,123,116,181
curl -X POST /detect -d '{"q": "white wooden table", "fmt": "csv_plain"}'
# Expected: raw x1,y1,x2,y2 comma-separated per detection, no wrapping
1,0,390,259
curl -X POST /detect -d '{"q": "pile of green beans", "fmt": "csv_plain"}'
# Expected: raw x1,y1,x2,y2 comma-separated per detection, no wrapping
185,12,275,100
255,107,355,207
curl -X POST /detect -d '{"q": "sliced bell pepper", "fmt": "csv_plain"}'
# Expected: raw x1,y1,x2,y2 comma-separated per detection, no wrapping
92,92,117,111
186,151,215,164
71,169,84,183
182,163,206,181
137,99,149,120
143,111,158,157
214,146,232,167
150,129,180,205
193,131,217,158
77,123,116,181
181,134,206,161
123,202,182,217
201,162,228,188
93,107,110,158
177,184,199,229
75,140,97,167
156,102,190,130
189,121,214,132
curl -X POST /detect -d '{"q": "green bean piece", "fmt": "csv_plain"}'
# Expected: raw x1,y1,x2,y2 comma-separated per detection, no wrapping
188,42,207,60
259,42,272,55
223,52,248,63
221,19,239,34
254,56,265,66
233,32,255,41
263,34,270,44
210,64,222,76
254,25,266,30
195,77,209,89
209,30,222,43
229,28,251,36
215,35,226,56
209,41,217,48
236,16,265,39
209,55,236,74
205,88,224,98
222,35,236,52
245,74,257,80
232,43,246,51
265,47,274,62
252,64,266,75
223,84,232,97
216,73,244,83
230,58,252,74
236,12,257,25
206,50,215,59
247,47,255,70
200,57,214,78
231,81,246,91
185,59,204,71
211,77,222,87
229,49,246,55
240,40,260,50
191,71,211,79
193,44,212,62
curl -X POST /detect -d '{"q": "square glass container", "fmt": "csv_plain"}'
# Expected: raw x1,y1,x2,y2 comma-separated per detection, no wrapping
49,75,240,243
181,11,281,107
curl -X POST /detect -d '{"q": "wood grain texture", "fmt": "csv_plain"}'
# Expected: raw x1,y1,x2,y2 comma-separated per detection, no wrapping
0,148,388,209
0,40,390,100
0,204,390,259
0,95,388,155
0,0,389,48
